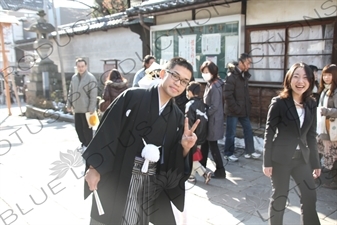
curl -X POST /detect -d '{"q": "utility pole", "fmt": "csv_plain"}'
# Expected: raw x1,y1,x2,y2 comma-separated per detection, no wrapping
0,23,11,115
51,0,68,102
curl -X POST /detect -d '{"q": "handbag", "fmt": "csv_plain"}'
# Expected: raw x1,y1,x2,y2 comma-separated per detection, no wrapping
85,111,100,129
328,118,337,142
192,147,203,161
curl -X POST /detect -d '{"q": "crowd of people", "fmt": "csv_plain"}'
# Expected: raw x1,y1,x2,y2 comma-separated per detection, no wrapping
64,54,336,225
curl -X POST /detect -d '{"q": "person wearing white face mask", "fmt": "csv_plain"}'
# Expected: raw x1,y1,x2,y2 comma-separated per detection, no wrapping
201,72,212,82
199,60,226,179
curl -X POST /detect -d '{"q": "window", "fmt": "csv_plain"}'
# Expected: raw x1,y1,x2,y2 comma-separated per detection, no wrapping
247,19,336,85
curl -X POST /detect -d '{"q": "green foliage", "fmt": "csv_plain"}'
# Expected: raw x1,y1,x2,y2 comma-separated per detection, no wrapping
93,0,129,17
50,90,65,103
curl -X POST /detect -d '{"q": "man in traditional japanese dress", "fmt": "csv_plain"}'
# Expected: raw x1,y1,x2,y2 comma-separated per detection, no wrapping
83,57,199,225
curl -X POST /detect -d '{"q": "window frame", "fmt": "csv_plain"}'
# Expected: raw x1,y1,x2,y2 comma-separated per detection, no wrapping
245,17,337,87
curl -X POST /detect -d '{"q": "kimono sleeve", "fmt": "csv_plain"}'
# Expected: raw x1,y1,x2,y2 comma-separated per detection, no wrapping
82,90,128,176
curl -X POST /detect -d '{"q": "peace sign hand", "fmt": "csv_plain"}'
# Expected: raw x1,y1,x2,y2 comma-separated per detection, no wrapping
181,118,200,156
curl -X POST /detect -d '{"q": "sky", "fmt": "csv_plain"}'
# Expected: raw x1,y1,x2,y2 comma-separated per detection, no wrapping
53,0,95,8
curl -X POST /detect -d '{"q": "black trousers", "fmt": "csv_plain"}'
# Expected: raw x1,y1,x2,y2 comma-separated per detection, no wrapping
200,141,226,176
74,113,93,147
269,157,320,225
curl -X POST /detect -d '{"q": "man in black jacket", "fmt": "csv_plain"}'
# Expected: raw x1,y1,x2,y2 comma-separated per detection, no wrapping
83,57,199,225
223,53,261,161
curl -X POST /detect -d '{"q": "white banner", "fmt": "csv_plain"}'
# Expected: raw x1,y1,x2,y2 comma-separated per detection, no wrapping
178,34,197,72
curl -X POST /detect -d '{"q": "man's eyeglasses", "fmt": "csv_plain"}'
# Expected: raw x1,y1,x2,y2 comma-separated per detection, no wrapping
166,70,190,87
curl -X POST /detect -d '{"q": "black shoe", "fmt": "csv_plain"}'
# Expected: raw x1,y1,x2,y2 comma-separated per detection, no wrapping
211,169,226,179
211,174,226,179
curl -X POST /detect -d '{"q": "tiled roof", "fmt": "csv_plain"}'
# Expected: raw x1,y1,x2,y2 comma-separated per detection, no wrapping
52,0,239,36
0,0,44,11
52,14,154,36
126,0,241,16
12,0,239,37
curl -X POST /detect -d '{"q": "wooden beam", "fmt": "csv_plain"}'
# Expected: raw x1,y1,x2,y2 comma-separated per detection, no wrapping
0,23,12,116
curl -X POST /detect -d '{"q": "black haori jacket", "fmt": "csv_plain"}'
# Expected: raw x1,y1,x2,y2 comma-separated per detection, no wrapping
82,86,192,224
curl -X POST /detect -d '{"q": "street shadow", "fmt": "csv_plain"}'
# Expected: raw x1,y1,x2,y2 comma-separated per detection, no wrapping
185,145,337,225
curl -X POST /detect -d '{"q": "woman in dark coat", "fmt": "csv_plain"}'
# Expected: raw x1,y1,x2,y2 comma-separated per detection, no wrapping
199,61,226,179
263,62,321,225
99,69,128,113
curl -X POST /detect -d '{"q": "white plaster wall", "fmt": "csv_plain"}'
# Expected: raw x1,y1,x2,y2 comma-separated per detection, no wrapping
195,2,241,19
247,0,337,25
12,23,23,41
156,11,192,25
49,27,143,76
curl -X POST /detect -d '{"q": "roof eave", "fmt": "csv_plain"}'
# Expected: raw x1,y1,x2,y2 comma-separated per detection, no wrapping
126,0,242,18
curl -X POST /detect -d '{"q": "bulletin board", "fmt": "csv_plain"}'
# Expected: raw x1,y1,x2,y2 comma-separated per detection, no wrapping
150,15,244,80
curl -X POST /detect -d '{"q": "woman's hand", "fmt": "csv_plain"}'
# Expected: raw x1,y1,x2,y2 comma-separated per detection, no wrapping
320,107,328,116
263,166,273,178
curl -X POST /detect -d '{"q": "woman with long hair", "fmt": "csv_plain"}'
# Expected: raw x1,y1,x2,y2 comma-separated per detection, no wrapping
263,62,321,225
99,69,128,113
316,64,337,189
199,61,226,179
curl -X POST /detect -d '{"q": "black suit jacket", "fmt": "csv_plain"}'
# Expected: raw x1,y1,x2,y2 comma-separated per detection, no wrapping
263,96,320,169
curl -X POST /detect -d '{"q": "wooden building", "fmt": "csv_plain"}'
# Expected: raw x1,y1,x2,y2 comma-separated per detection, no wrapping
125,0,337,129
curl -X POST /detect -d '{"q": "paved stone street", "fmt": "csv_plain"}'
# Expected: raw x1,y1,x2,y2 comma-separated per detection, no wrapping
0,104,336,225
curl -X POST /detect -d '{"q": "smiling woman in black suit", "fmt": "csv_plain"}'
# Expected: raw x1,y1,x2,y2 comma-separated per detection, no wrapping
263,62,321,225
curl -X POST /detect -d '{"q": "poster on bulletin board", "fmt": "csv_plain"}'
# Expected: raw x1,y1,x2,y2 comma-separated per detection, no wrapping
160,36,174,61
225,35,239,67
202,34,221,55
151,15,243,79
178,34,197,71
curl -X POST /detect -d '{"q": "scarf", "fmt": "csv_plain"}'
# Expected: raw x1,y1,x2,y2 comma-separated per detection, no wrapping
317,84,331,134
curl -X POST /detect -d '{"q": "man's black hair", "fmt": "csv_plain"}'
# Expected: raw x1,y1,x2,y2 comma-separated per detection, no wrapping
239,53,252,62
143,55,156,68
165,57,193,79
75,57,87,65
309,65,318,72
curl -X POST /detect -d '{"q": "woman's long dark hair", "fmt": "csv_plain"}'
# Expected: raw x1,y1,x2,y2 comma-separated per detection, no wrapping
200,61,219,83
318,64,337,96
279,62,314,103
107,69,126,83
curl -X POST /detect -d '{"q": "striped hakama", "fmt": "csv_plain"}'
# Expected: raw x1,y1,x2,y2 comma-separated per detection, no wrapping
90,157,157,225
122,157,157,225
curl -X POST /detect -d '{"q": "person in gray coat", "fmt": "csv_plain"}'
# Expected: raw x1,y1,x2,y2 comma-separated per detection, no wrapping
66,58,98,152
199,61,226,179
132,55,156,87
